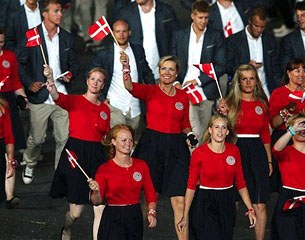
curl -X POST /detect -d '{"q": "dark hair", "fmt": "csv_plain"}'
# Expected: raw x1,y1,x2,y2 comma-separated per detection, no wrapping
41,0,62,13
282,58,305,85
295,1,305,11
249,7,268,21
158,55,180,75
0,27,4,35
192,0,210,13
103,124,135,159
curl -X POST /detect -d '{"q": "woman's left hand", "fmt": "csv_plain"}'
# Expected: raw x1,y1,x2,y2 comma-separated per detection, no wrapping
268,162,273,176
6,160,16,179
88,178,99,191
248,211,256,228
147,214,157,228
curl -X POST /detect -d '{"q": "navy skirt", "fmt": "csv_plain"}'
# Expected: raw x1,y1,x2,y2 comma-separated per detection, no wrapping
190,188,236,240
237,137,270,203
0,139,6,202
132,128,190,197
49,137,107,204
98,204,143,240
271,187,305,240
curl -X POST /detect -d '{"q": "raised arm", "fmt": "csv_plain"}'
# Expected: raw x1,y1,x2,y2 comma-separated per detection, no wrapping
43,64,59,100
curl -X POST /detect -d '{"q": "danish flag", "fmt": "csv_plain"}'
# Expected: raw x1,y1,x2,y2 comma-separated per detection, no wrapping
224,20,233,38
283,195,305,210
65,149,77,169
183,83,206,105
0,76,8,90
288,91,305,103
26,27,41,47
193,63,218,81
88,16,111,41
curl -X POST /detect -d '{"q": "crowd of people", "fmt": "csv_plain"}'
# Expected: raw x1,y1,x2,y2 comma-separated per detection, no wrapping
0,0,305,240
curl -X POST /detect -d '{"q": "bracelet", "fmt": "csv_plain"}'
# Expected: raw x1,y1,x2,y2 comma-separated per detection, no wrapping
288,126,296,136
245,207,255,216
147,209,157,217
279,109,290,123
187,131,194,137
268,161,272,164
8,159,17,167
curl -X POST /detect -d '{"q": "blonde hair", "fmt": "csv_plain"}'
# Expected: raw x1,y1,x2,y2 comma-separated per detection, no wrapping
103,124,135,159
202,114,237,144
226,64,268,126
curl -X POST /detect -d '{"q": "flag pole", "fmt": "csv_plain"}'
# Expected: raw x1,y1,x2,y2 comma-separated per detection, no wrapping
39,45,47,66
103,17,120,47
65,149,90,180
211,64,223,99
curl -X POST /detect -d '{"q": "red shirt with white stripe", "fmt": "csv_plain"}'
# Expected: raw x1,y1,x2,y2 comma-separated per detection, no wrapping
273,145,305,190
55,93,110,142
0,50,22,92
187,143,246,190
0,105,14,145
234,100,271,144
95,158,157,205
130,83,191,133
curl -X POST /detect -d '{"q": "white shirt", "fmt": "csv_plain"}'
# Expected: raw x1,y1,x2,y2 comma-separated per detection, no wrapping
183,25,207,100
138,1,160,79
19,0,25,5
246,26,270,99
24,3,41,29
300,29,305,53
217,1,244,35
107,43,141,118
42,23,67,104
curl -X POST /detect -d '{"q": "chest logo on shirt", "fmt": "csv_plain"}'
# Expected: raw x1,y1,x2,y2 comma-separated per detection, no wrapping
175,102,183,111
226,156,236,166
100,111,108,120
2,60,10,69
255,106,263,115
133,172,142,182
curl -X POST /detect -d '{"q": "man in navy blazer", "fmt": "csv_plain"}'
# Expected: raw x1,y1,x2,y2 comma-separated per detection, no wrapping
226,7,280,97
5,0,41,61
87,19,154,139
280,1,305,73
18,0,79,184
117,0,178,80
171,0,226,143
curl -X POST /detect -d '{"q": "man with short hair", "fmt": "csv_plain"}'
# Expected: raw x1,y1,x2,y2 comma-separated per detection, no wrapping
117,0,178,81
19,0,79,184
171,0,226,143
226,7,280,98
280,1,305,73
88,19,154,139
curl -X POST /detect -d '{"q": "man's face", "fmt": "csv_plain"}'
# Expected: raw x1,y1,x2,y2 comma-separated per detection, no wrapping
296,9,305,30
248,15,266,38
113,21,130,46
43,3,62,25
191,10,209,32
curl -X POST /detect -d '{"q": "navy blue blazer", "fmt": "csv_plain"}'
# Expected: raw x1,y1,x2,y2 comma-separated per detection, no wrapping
280,28,305,74
18,24,79,104
87,42,155,101
225,29,281,94
171,26,226,100
117,0,179,58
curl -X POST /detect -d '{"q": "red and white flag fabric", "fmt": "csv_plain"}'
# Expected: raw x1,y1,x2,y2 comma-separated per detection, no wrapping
0,76,8,90
183,83,206,105
26,27,41,47
224,20,233,38
65,149,77,169
288,91,305,103
283,195,305,210
88,16,111,41
193,63,218,81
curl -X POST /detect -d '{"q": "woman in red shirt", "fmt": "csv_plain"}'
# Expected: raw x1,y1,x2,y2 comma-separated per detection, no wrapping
123,55,197,240
89,124,157,240
45,66,110,240
0,98,15,203
177,114,256,239
219,64,272,240
271,113,305,240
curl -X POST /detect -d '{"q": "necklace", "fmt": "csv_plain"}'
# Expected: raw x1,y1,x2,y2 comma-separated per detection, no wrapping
159,84,176,96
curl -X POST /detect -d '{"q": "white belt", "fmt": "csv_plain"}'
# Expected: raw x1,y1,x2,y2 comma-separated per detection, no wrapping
199,185,233,190
283,186,305,192
237,134,259,138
